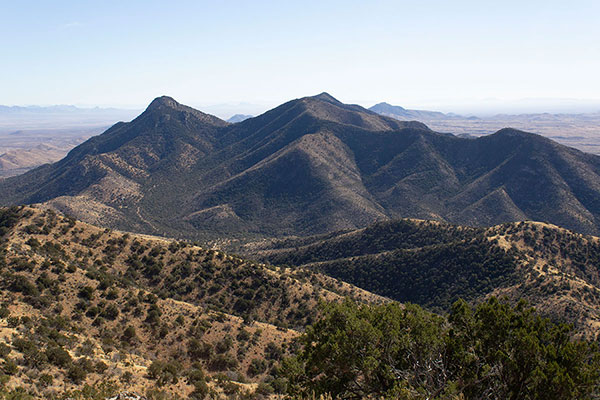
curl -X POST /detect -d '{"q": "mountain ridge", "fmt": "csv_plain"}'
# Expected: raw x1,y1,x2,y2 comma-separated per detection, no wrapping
1,93,600,240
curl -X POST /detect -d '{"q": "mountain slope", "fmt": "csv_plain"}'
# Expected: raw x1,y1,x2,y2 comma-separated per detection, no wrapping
1,94,600,239
0,206,382,398
249,218,600,338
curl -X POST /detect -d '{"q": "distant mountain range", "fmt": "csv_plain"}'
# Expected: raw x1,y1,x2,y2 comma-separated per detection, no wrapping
227,114,253,123
0,104,140,178
0,104,135,115
0,104,139,132
0,104,139,129
369,102,600,155
0,104,139,131
369,102,465,120
1,93,600,240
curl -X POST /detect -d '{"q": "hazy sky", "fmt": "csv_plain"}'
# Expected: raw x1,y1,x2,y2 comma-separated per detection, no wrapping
2,0,600,115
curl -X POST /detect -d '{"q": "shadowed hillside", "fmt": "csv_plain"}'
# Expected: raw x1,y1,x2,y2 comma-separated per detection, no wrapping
249,218,600,338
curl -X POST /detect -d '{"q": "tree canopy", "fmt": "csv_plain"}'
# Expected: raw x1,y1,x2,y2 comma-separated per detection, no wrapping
283,298,600,399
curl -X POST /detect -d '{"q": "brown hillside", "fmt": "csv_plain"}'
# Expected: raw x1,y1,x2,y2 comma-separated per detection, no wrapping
0,206,383,399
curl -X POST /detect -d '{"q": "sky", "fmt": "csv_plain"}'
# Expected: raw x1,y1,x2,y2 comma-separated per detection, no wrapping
2,0,600,116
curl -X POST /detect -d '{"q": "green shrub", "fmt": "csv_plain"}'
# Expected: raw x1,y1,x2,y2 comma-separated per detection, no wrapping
39,373,53,387
100,304,119,320
255,382,274,396
284,298,600,400
67,364,87,383
46,346,72,368
148,360,181,386
10,275,39,296
215,335,233,354
122,325,137,343
208,353,238,371
247,358,267,377
188,339,212,360
0,344,10,359
2,359,18,375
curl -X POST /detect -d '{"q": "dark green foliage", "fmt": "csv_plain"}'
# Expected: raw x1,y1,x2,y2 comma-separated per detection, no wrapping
78,286,95,301
215,335,233,354
187,365,209,400
236,329,251,342
148,360,182,386
11,338,47,368
0,207,20,237
122,325,137,343
145,304,162,325
264,220,520,311
264,342,283,361
100,303,119,320
45,346,72,368
9,275,39,297
25,238,40,248
447,298,600,400
188,339,212,360
208,353,238,371
284,298,600,399
67,363,87,384
247,358,267,377
38,373,53,387
2,359,18,376
0,344,10,359
322,237,518,311
267,219,476,261
255,382,274,396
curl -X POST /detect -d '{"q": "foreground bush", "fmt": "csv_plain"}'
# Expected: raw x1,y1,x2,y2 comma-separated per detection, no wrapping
283,298,600,399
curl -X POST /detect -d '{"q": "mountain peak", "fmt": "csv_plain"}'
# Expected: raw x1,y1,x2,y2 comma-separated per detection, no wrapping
495,127,530,136
227,114,253,123
142,96,228,127
310,92,341,104
371,102,406,112
146,95,181,111
493,128,544,141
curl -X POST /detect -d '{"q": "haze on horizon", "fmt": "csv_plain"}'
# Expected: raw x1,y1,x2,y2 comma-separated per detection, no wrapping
2,0,600,116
